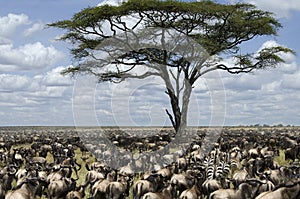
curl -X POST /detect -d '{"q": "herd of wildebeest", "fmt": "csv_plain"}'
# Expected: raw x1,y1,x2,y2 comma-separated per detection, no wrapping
0,126,299,199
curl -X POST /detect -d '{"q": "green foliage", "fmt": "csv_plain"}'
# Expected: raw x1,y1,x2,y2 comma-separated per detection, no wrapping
49,0,286,59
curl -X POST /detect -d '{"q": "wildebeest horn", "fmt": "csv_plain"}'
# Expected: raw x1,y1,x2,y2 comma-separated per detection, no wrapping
256,167,264,175
9,162,19,168
8,163,17,168
197,172,204,179
8,167,17,175
38,165,43,171
264,154,273,158
46,164,53,170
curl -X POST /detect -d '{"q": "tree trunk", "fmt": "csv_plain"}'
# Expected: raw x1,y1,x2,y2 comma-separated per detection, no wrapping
170,79,193,147
166,88,181,132
180,79,192,130
167,78,192,134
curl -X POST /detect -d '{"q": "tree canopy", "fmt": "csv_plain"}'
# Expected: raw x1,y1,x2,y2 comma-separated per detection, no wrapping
49,0,293,132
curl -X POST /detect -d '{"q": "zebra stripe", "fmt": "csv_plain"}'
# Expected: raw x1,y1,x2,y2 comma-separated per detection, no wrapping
216,161,231,178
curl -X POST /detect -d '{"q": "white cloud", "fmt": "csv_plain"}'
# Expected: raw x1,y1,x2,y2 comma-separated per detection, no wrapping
28,86,69,98
23,23,44,37
0,74,31,91
97,0,127,6
210,39,300,125
0,13,65,72
262,41,298,73
221,40,297,89
261,81,281,92
0,37,12,45
281,71,300,90
258,40,279,50
245,0,300,18
42,66,73,86
0,13,30,45
0,67,75,125
0,67,73,96
0,13,30,38
0,42,64,71
257,41,297,72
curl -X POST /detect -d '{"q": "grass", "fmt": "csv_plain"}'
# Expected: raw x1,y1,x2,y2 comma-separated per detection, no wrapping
274,149,291,166
68,148,96,198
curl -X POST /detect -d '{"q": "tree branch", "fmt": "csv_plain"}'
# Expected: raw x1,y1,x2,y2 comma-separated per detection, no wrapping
165,109,176,130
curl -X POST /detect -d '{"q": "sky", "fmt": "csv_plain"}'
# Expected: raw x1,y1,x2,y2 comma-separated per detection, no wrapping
0,0,299,127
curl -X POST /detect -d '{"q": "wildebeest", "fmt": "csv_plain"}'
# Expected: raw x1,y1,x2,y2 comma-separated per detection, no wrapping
255,179,300,199
141,184,175,199
0,126,299,199
179,184,201,199
202,178,223,198
284,145,300,162
5,177,40,199
91,170,116,198
209,179,265,199
66,186,85,199
47,177,77,199
106,175,131,199
133,179,156,199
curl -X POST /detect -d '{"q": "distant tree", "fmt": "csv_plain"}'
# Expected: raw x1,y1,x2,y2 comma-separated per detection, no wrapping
50,0,293,133
276,124,284,127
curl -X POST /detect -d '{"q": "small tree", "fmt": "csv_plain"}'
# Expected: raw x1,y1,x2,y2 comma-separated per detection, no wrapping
50,0,293,133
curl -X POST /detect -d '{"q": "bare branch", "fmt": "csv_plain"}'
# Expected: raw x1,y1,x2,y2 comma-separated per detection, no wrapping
216,64,255,74
197,66,218,77
165,109,176,130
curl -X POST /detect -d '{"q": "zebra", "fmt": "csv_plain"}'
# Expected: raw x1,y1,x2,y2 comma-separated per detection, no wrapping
204,156,216,180
216,160,231,179
229,146,243,172
203,156,231,181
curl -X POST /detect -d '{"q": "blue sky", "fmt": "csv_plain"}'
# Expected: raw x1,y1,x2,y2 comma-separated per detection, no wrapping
0,0,299,126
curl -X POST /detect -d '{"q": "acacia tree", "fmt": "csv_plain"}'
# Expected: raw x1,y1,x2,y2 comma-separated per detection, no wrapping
50,0,293,133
